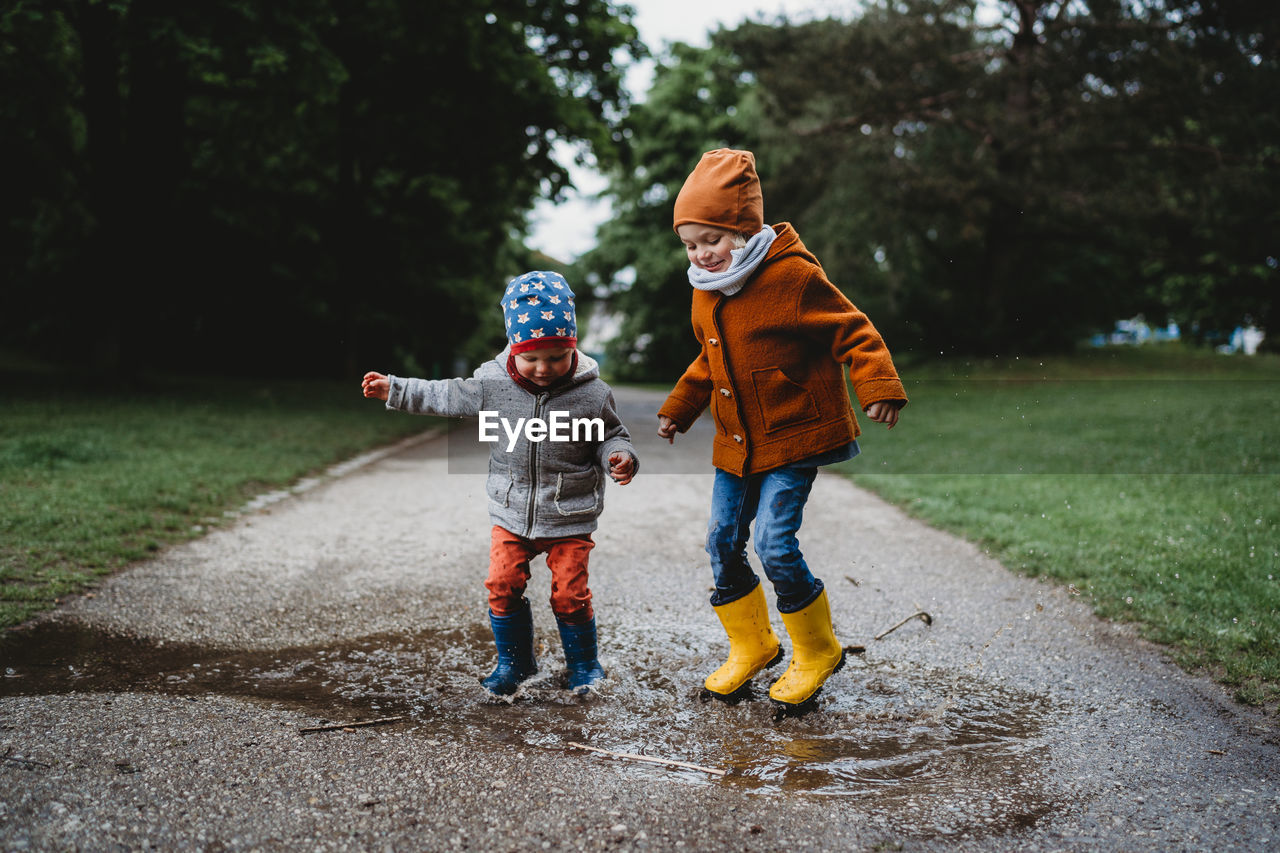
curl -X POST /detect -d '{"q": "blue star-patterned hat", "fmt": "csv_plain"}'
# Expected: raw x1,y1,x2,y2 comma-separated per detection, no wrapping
501,271,577,354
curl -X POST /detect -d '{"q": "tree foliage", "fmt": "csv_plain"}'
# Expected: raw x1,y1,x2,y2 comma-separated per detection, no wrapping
584,0,1277,373
731,0,1279,355
0,0,642,378
574,41,759,381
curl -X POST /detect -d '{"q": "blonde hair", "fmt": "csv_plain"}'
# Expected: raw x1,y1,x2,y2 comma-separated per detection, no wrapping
676,224,751,250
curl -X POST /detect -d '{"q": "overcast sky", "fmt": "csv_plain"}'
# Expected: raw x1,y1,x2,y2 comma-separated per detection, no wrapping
526,0,843,262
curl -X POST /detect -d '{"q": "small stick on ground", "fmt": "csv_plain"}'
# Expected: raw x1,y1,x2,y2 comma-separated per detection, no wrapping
874,611,933,641
299,716,405,734
568,742,726,777
2,747,51,769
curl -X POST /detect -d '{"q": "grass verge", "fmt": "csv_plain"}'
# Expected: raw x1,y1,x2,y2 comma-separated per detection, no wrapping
835,345,1280,710
0,373,434,628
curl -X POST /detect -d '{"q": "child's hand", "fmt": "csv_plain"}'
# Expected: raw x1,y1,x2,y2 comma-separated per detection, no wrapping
362,372,390,401
865,400,901,429
657,415,679,444
608,452,636,485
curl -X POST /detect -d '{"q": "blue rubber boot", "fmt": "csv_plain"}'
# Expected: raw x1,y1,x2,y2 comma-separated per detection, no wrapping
481,598,538,696
556,615,606,695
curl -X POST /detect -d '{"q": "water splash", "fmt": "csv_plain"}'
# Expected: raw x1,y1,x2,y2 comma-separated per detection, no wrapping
2,618,1053,813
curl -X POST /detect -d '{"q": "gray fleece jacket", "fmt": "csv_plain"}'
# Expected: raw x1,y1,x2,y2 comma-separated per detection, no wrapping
385,349,637,539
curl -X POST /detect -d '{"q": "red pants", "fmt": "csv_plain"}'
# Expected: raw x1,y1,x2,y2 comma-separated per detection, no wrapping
486,525,595,624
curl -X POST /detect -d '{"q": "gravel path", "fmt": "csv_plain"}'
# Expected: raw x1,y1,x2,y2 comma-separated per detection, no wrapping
2,386,1277,851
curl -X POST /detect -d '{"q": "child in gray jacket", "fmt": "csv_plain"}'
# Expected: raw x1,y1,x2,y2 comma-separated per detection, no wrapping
362,271,637,697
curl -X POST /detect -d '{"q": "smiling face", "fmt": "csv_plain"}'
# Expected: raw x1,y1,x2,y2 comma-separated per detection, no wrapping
513,346,574,386
677,224,745,274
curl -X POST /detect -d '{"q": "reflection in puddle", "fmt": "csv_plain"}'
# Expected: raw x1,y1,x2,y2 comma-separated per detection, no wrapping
723,681,1045,795
1,619,1053,814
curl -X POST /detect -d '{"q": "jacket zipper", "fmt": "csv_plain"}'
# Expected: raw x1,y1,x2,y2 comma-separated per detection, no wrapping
524,391,549,538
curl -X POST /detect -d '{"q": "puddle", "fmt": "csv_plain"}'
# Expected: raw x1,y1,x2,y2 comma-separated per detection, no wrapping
1,619,1055,823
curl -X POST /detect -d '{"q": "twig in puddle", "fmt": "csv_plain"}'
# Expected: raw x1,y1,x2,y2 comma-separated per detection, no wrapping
874,610,933,641
568,742,726,777
2,747,51,769
299,716,405,734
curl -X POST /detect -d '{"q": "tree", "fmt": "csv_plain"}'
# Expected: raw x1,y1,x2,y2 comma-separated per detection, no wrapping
575,41,759,381
723,0,1278,354
1131,0,1280,343
0,0,643,378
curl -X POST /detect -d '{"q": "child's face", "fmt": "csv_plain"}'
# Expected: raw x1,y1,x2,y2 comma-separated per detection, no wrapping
677,224,738,274
513,346,575,386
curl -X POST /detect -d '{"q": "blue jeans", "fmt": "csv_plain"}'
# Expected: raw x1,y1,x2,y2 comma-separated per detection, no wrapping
705,466,824,613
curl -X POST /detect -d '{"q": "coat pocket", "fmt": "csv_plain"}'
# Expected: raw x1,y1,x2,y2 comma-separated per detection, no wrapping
751,367,821,433
553,468,601,516
486,460,513,508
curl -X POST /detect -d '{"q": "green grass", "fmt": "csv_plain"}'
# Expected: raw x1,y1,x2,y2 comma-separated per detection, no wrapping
835,345,1280,709
0,374,434,627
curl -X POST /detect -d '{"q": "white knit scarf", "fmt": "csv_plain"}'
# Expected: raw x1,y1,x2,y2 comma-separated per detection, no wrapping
686,224,777,297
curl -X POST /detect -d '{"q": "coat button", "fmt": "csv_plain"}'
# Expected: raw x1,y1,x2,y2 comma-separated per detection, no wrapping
708,337,719,345
719,388,732,397
732,434,743,443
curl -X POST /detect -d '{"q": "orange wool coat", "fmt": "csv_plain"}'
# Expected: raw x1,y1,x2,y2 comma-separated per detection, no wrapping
659,222,907,476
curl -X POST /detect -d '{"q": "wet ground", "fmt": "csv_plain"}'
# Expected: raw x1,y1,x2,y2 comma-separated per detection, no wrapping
2,619,1052,807
2,386,1278,850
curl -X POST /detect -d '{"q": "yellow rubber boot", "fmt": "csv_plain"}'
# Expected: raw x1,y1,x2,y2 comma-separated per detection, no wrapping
768,589,846,708
704,583,784,699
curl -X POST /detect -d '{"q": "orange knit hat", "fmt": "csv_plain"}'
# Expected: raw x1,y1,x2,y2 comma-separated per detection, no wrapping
672,148,764,236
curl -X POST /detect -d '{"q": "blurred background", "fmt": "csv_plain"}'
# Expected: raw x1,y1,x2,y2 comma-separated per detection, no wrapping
2,1,1277,706
1,0,1275,382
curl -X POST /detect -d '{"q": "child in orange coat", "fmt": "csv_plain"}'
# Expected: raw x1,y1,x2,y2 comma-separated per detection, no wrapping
657,148,906,712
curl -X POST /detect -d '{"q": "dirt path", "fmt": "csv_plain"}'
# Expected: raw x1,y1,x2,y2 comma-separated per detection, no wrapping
2,386,1277,851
